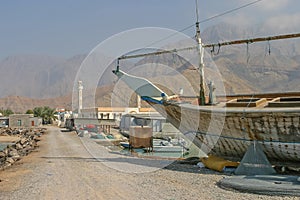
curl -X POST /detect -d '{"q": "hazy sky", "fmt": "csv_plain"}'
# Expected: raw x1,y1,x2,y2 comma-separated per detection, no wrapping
0,0,299,60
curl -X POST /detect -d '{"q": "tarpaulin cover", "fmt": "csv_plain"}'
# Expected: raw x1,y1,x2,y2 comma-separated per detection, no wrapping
201,155,239,172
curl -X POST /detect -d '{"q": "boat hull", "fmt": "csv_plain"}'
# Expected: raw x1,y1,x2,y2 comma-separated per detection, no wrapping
148,101,300,166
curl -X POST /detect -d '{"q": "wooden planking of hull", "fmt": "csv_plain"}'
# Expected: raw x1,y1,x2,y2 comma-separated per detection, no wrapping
148,100,300,166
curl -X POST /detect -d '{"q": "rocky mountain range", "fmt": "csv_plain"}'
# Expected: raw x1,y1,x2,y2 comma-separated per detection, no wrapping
0,54,85,99
1,22,300,113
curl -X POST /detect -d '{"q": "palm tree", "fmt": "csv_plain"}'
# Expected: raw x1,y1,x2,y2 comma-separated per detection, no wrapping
33,107,44,117
43,106,58,124
33,106,58,124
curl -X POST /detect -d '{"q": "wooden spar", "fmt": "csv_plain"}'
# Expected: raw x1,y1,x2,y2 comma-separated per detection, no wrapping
117,46,196,60
203,32,300,48
117,32,300,61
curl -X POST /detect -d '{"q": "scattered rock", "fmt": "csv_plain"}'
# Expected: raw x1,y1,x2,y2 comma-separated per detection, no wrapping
6,157,15,164
8,148,19,157
20,138,27,145
0,152,6,158
0,127,45,169
15,143,23,150
12,130,20,135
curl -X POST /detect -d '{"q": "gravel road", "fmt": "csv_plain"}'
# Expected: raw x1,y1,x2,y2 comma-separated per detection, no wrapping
0,126,297,200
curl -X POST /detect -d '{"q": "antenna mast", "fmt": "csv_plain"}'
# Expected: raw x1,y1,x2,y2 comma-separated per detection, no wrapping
195,0,206,105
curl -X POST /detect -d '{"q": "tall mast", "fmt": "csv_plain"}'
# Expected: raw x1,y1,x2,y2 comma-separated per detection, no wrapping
195,0,206,105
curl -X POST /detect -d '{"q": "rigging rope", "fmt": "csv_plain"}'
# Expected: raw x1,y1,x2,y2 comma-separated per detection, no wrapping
210,44,221,56
246,42,251,66
267,40,271,55
199,0,264,24
145,24,195,48
144,0,264,48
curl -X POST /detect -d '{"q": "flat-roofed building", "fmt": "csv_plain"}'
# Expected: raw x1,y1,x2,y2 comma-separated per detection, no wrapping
9,114,42,128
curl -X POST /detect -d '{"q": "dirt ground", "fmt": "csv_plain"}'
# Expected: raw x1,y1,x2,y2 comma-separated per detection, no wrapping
0,135,20,143
0,126,298,200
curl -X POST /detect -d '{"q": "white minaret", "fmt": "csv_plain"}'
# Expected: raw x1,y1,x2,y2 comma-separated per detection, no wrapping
78,81,83,114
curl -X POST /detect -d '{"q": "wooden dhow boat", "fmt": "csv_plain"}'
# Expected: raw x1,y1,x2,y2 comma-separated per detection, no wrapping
112,7,300,167
113,68,300,166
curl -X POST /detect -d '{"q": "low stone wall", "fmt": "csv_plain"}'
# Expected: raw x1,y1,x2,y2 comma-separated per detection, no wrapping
0,127,46,169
